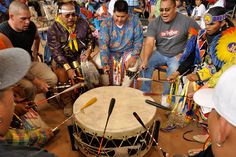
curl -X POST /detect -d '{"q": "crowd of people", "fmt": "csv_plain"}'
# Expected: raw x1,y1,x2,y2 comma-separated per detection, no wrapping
0,0,235,156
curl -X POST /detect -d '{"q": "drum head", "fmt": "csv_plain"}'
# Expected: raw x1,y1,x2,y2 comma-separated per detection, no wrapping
73,86,157,139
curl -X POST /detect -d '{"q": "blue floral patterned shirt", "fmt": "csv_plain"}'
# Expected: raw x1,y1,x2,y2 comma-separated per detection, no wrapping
99,15,143,67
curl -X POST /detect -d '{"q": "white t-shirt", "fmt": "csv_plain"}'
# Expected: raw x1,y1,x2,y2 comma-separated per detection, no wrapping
108,0,116,16
191,4,206,26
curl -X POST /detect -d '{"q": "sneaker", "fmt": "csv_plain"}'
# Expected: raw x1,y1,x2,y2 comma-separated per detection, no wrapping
64,104,73,117
161,95,170,108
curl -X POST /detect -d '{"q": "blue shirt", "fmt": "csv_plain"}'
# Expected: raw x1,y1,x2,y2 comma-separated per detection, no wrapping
0,0,11,13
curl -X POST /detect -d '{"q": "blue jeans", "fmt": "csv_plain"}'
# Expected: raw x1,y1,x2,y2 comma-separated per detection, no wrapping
141,50,179,94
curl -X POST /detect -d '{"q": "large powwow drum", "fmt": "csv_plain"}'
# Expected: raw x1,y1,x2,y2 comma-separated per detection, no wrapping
73,86,158,156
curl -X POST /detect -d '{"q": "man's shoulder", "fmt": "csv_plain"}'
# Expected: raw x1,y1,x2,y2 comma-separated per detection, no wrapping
29,21,37,30
48,21,63,32
177,13,196,23
149,16,162,26
0,21,9,30
128,15,141,25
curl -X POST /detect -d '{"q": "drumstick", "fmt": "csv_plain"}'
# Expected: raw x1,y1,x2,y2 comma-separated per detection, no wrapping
98,98,116,155
51,97,96,132
145,99,171,111
36,83,85,105
143,92,189,98
130,70,141,80
133,112,167,157
80,97,97,111
137,77,168,82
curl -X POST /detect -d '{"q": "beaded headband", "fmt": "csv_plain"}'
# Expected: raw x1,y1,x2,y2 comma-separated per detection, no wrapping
204,13,226,24
58,9,75,14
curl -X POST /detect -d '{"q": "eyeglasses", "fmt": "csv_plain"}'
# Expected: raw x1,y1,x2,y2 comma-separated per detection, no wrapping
64,13,76,18
160,8,171,12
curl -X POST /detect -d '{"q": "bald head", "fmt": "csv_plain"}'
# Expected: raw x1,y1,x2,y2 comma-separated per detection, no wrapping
9,1,29,15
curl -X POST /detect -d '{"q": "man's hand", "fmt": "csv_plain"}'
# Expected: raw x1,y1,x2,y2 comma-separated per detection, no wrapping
80,49,91,62
186,73,199,82
125,56,137,69
175,53,182,61
139,59,148,70
67,69,76,80
45,128,55,139
167,71,180,83
32,78,49,93
32,51,39,62
102,65,110,74
14,103,28,116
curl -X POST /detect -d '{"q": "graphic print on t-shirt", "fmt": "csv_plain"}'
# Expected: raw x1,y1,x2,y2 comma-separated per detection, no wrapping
160,29,179,40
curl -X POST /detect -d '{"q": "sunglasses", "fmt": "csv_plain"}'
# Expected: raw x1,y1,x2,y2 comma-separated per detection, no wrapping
160,8,171,12
64,13,76,18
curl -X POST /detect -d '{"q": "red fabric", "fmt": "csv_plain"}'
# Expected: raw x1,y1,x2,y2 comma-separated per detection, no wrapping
0,39,6,50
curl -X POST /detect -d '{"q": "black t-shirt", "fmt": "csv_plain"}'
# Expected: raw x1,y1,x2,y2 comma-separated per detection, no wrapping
0,21,36,57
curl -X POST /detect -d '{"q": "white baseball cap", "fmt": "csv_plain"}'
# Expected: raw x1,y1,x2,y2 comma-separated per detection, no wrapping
0,48,31,90
193,65,236,127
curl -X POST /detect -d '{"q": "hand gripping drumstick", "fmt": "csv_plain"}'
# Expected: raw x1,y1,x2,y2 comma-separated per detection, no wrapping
51,97,97,132
36,83,85,105
98,98,116,155
133,112,167,157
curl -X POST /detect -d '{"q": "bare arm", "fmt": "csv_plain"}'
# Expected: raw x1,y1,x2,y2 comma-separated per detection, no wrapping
140,36,155,69
31,29,40,61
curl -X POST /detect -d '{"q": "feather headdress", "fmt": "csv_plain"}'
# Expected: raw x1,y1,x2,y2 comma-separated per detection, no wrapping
209,27,236,68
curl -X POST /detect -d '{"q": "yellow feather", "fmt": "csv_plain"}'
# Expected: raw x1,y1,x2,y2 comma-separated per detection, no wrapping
73,39,78,51
216,28,236,63
69,40,73,50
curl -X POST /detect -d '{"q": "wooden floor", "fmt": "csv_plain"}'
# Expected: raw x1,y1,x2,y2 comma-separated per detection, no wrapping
35,71,205,157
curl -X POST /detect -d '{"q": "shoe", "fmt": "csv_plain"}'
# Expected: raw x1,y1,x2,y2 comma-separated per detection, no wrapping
64,104,73,117
161,95,170,108
193,134,209,144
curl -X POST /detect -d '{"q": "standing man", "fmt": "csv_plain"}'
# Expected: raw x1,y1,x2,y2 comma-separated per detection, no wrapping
99,0,143,86
0,1,57,103
140,0,200,106
47,1,95,116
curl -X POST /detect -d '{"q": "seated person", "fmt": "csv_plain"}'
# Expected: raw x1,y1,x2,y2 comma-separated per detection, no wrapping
192,65,236,157
0,1,58,104
0,48,56,156
47,1,96,116
168,7,234,89
176,0,188,16
166,6,235,145
98,0,143,86
140,0,200,107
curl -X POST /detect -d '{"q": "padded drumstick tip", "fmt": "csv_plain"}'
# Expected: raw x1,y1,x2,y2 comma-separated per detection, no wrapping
80,97,97,111
108,98,115,118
